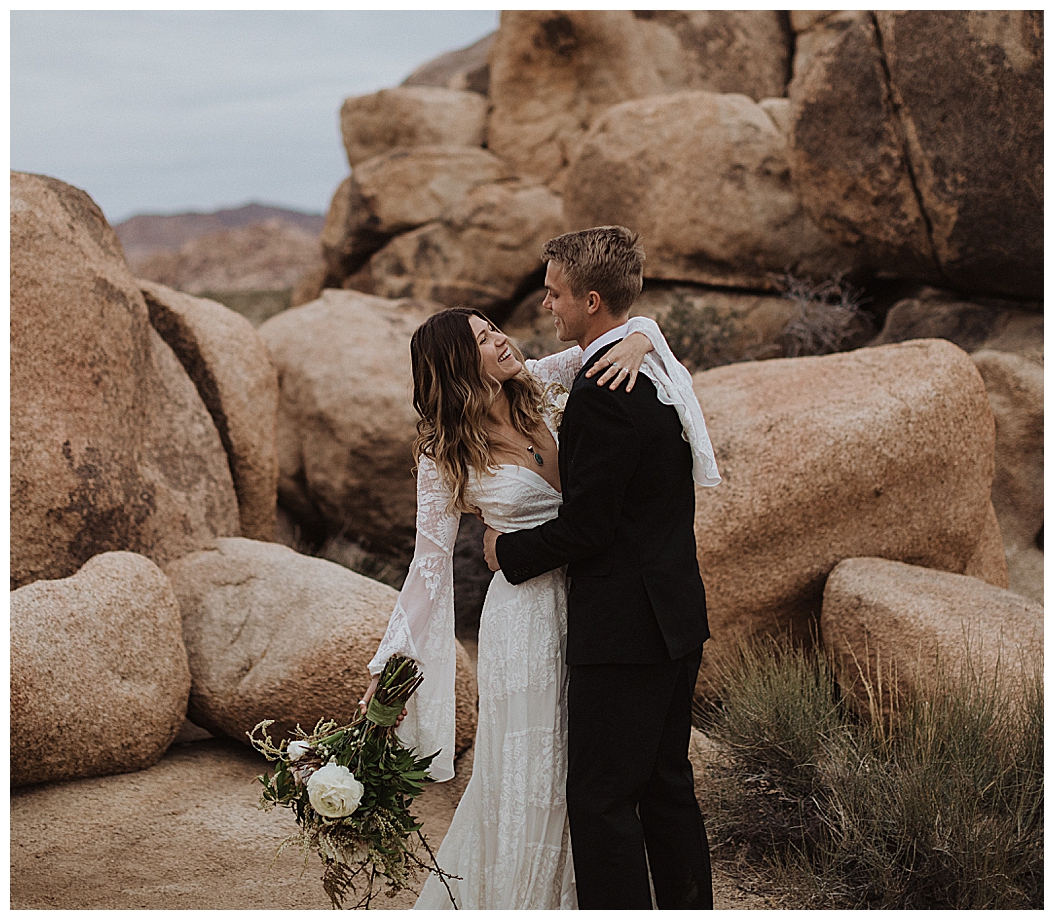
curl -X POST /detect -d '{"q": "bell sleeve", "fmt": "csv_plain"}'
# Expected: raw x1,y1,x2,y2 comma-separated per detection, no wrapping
367,456,461,782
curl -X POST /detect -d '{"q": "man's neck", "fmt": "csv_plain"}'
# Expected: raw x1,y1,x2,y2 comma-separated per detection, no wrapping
580,319,631,366
578,318,624,352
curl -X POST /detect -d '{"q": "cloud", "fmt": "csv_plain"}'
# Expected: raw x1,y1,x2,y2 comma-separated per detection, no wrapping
10,10,498,222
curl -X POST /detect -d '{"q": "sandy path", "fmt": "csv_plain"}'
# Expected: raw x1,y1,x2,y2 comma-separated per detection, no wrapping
11,728,768,910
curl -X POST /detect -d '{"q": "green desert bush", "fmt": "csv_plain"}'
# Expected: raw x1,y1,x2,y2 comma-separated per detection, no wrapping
700,636,1043,909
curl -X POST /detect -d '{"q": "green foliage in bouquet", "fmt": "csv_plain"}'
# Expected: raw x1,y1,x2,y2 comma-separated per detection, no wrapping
249,655,457,909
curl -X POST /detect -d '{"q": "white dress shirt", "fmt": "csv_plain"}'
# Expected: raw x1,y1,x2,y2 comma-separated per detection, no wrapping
581,322,631,367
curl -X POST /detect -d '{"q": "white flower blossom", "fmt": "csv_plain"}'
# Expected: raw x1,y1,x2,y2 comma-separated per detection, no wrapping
306,763,365,818
287,740,312,761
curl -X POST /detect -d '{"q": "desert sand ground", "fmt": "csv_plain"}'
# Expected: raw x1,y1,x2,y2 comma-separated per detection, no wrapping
11,729,779,911
12,639,774,910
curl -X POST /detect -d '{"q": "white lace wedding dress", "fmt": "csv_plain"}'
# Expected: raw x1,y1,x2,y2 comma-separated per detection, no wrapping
367,317,720,910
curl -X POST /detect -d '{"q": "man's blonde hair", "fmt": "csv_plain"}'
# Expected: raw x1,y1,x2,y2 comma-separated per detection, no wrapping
542,226,645,317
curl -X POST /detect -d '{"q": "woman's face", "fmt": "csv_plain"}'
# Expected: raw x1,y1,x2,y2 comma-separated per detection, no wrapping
469,315,522,383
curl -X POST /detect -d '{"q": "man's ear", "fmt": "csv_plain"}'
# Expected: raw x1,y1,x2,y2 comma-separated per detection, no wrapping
586,291,602,315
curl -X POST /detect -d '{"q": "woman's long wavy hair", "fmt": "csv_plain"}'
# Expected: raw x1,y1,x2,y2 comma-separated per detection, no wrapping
411,308,545,513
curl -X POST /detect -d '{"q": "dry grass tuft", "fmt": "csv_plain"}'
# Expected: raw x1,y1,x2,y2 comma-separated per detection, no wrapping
696,634,1043,909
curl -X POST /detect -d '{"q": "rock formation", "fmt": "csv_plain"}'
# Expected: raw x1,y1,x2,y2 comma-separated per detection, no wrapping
822,557,1042,721
356,178,564,311
166,538,478,756
564,91,858,289
10,172,239,590
321,146,515,285
11,552,191,786
140,281,279,542
789,11,1043,298
320,9,1042,337
258,289,439,558
488,10,791,187
692,338,1008,693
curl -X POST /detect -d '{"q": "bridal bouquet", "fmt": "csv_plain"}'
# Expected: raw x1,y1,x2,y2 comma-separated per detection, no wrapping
249,655,457,909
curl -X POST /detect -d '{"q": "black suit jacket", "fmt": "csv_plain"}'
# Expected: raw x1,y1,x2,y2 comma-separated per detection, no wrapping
497,342,709,665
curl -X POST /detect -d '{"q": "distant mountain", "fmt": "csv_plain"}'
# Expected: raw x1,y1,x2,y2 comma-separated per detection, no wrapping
127,219,320,295
115,203,324,259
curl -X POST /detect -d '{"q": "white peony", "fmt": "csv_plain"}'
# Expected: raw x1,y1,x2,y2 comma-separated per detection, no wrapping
287,740,311,761
306,762,364,818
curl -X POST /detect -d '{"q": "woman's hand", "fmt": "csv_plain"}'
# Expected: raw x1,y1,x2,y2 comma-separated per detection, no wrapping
585,330,653,392
358,674,408,726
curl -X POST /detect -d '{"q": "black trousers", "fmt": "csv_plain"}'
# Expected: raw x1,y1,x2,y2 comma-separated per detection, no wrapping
566,646,713,910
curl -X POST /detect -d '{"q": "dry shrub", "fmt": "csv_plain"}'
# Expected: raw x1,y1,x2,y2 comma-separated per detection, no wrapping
660,293,739,372
699,634,1043,909
775,273,872,358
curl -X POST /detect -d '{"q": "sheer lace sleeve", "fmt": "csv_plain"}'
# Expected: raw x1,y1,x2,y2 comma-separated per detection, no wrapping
626,315,722,487
367,456,460,781
525,345,583,390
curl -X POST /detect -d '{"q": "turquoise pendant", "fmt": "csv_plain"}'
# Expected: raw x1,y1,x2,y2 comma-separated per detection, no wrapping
529,446,544,466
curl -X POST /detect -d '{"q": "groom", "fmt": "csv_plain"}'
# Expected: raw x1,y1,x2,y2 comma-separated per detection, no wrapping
483,226,713,909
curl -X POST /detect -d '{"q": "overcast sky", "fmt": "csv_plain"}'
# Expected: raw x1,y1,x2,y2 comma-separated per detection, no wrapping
10,10,499,224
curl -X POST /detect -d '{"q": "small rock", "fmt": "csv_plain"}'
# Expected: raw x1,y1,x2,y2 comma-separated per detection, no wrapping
11,552,191,786
822,557,1042,721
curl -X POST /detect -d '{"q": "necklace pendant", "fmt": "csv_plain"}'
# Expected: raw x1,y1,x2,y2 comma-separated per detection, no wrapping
528,445,544,466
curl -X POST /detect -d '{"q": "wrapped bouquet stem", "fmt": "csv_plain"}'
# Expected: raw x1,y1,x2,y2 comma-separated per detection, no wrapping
249,655,458,909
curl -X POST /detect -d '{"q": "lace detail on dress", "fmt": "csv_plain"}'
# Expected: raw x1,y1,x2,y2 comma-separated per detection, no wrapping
415,551,447,602
408,466,573,909
476,570,566,704
526,345,583,391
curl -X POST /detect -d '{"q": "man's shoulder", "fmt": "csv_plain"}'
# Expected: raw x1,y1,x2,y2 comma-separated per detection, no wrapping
570,367,658,406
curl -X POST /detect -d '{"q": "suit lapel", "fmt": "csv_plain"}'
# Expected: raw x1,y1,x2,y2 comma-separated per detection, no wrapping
561,340,623,484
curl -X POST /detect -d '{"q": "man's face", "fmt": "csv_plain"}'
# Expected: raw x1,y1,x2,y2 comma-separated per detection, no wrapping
542,261,592,345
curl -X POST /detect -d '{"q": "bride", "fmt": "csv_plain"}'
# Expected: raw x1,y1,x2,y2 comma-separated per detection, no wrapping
362,306,711,909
